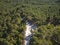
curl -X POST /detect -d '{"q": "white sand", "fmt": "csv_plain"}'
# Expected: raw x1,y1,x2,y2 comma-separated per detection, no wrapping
24,23,33,45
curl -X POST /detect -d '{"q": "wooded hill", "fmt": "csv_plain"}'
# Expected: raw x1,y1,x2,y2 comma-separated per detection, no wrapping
0,0,60,45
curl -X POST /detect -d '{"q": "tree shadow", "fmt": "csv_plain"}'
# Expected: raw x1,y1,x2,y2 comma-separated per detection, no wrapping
25,35,32,41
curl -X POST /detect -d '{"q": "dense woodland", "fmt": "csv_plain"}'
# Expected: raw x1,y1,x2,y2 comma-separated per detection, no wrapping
0,0,60,45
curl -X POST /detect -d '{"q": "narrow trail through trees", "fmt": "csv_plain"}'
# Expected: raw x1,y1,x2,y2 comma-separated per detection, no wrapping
24,21,37,45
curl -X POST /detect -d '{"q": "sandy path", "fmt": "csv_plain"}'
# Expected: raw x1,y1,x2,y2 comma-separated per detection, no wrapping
24,22,33,45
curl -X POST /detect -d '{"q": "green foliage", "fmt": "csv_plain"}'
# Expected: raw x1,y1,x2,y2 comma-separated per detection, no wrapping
0,0,60,45
30,25,60,45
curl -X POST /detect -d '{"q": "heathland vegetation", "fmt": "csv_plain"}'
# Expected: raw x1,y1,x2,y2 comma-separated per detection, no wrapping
0,0,60,45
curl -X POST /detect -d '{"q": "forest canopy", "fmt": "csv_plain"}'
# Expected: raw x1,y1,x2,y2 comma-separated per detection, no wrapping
0,0,60,45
